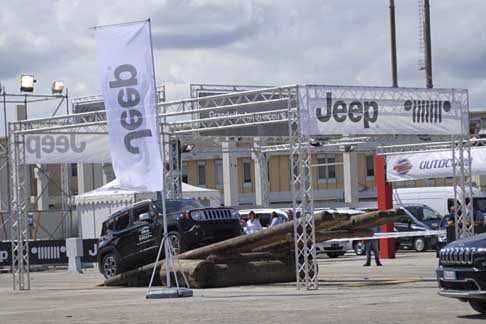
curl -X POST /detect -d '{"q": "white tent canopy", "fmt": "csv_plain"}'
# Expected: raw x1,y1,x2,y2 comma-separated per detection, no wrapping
74,179,221,239
74,179,221,205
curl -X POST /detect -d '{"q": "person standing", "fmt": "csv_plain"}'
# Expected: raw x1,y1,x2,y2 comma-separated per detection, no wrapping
269,211,286,227
244,210,263,234
363,226,382,267
286,209,294,222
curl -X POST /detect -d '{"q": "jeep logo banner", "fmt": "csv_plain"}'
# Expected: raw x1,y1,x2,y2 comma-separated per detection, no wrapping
25,133,111,164
299,85,468,136
95,20,163,191
386,147,486,182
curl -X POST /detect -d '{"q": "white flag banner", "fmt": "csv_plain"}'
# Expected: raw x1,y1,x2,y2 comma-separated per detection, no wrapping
299,85,468,136
96,20,163,191
386,147,486,182
25,133,111,164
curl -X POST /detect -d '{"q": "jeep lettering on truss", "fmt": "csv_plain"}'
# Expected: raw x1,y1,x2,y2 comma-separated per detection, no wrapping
300,85,467,136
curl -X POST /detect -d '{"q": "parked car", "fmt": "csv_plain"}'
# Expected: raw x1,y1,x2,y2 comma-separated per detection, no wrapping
352,204,442,253
394,204,442,252
97,199,241,279
437,232,486,314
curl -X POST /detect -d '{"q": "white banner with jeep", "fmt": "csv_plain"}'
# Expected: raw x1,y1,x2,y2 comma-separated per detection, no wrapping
96,20,163,192
25,133,110,164
298,85,468,136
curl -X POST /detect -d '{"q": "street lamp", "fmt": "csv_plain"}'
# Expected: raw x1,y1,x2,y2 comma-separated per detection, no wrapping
20,74,36,92
51,81,65,94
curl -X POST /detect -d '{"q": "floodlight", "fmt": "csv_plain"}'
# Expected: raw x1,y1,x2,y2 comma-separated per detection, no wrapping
309,138,321,147
51,81,64,94
182,144,195,153
340,144,356,152
20,74,36,92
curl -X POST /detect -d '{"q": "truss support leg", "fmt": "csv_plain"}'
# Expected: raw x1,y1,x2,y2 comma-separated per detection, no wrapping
375,155,395,259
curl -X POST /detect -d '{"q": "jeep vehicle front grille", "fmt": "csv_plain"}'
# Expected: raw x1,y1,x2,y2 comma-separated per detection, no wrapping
201,209,237,221
440,247,476,266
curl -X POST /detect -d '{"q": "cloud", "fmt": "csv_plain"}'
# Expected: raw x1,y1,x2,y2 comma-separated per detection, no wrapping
0,0,484,113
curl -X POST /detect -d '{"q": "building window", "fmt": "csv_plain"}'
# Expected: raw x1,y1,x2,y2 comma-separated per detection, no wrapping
366,155,375,178
243,159,252,184
216,160,223,187
317,154,336,182
198,161,206,186
71,163,78,177
182,162,188,183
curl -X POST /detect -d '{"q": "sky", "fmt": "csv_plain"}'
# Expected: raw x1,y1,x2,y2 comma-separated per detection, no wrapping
0,0,485,120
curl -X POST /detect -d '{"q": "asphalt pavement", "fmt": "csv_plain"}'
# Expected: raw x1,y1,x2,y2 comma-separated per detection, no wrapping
1,251,485,324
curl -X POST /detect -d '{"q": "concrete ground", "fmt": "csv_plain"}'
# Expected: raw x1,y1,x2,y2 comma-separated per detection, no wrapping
1,251,485,324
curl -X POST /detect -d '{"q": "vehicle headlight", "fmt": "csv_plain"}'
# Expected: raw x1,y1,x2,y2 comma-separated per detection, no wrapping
438,233,447,242
474,257,486,269
191,211,202,221
231,210,240,219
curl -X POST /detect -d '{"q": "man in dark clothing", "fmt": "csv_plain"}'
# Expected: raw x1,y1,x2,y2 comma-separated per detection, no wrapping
364,226,382,266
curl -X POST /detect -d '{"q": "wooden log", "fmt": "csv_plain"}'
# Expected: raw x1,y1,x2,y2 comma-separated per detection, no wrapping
252,229,373,253
177,210,354,259
206,252,275,264
159,259,215,289
103,209,401,287
160,259,296,288
326,208,405,231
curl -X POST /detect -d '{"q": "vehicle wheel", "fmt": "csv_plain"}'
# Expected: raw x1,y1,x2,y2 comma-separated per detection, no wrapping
354,242,365,256
167,231,186,255
469,300,486,314
327,252,340,258
101,253,122,279
414,238,427,252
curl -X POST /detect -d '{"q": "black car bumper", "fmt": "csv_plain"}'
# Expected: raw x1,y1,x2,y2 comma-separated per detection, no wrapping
437,267,486,300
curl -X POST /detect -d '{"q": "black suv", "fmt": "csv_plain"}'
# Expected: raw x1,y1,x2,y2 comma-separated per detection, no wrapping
437,233,486,314
394,204,442,252
97,199,241,278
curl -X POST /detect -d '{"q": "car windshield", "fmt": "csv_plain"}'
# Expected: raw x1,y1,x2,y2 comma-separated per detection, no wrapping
153,199,205,213
440,214,452,227
405,205,442,222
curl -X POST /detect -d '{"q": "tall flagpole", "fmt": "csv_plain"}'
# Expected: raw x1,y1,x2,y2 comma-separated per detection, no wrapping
147,18,171,289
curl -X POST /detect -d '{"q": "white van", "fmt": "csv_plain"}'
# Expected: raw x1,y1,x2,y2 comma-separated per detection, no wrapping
393,186,486,216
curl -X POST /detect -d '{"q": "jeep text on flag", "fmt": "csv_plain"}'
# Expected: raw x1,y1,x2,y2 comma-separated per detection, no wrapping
299,85,468,136
95,20,163,191
386,147,486,182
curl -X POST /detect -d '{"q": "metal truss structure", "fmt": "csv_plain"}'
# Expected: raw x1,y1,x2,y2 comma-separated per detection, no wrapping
287,88,318,289
7,84,471,292
5,87,168,291
9,122,29,290
159,85,318,289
